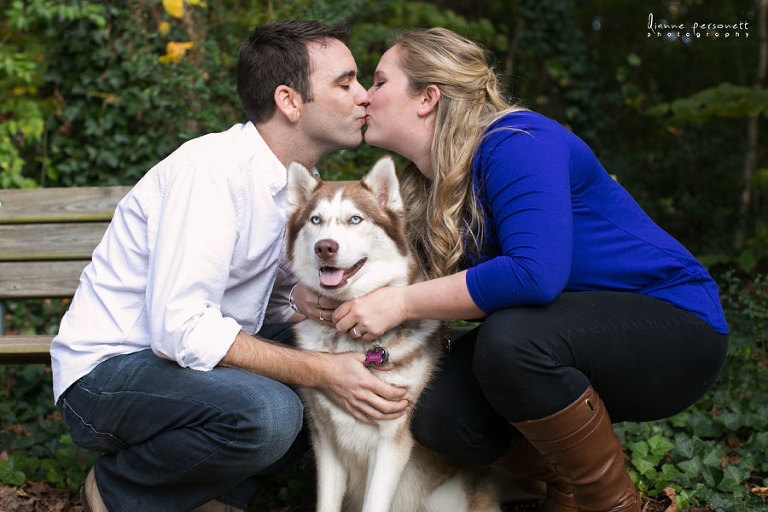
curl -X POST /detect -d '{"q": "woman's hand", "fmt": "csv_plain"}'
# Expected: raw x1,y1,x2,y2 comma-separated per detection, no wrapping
316,351,409,424
333,286,409,342
292,282,342,324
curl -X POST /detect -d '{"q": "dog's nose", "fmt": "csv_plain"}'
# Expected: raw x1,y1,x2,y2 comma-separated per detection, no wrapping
314,239,339,260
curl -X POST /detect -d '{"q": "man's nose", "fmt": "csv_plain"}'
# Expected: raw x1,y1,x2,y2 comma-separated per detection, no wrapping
356,83,371,105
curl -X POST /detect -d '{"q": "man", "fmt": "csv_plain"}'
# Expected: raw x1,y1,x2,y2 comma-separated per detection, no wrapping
51,20,408,512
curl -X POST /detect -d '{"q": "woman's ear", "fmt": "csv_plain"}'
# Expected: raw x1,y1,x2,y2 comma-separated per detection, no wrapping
417,84,440,117
274,85,302,123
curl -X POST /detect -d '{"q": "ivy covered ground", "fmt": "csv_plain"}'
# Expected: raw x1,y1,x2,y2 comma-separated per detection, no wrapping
0,272,766,511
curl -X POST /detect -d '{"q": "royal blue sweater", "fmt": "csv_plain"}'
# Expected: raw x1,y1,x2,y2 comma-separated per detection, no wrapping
464,111,728,334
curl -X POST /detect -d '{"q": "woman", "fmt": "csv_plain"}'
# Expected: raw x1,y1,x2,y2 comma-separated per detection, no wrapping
294,28,728,512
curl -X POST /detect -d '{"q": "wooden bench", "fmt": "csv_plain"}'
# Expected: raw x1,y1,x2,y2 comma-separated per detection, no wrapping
0,182,473,365
0,186,131,363
0,181,360,364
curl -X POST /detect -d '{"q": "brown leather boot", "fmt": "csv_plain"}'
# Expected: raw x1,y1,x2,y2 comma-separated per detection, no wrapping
490,434,577,512
511,386,640,512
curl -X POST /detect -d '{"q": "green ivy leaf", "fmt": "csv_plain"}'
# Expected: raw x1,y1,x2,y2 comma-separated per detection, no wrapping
648,434,675,456
0,455,27,486
702,446,725,468
632,456,657,476
718,464,748,494
628,440,649,458
689,411,722,438
717,411,744,431
661,463,682,480
678,456,704,478
701,466,721,488
672,435,696,459
42,459,65,487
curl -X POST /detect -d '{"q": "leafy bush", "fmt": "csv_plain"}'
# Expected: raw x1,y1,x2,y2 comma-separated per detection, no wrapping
616,271,768,510
0,364,97,489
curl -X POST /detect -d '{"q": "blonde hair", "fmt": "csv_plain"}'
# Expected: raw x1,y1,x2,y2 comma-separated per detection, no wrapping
394,27,524,278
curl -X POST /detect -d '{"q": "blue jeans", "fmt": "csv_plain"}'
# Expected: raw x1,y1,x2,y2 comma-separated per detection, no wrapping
58,323,305,511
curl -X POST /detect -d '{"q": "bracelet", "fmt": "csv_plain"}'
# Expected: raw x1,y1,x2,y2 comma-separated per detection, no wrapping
288,284,300,313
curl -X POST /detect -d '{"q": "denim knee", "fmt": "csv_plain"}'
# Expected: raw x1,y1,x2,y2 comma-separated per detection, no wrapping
222,381,304,472
59,392,128,453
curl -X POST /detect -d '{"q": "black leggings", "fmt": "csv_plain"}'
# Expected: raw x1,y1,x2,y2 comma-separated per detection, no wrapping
411,291,728,465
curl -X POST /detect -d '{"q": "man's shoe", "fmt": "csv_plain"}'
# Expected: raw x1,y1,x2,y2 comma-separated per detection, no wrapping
80,467,108,512
190,500,244,512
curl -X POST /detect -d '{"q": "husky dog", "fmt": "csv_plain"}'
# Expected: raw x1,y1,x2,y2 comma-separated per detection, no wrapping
285,157,502,512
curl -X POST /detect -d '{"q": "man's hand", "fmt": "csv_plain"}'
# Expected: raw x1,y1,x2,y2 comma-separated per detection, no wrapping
292,282,342,324
315,351,409,425
221,332,408,425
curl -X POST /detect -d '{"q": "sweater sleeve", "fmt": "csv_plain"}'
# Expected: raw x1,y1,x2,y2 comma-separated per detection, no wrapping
466,119,573,312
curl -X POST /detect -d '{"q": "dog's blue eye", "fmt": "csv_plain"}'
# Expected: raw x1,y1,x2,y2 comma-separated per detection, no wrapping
349,215,363,224
310,215,322,225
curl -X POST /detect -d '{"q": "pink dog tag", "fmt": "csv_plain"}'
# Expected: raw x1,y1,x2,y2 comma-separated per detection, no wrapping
364,345,389,367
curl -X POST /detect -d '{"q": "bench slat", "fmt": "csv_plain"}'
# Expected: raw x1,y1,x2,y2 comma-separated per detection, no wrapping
0,260,88,299
0,186,130,224
0,223,109,261
0,335,53,363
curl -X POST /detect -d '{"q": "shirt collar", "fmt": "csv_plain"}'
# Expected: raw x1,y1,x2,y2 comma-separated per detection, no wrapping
244,122,321,194
242,122,289,197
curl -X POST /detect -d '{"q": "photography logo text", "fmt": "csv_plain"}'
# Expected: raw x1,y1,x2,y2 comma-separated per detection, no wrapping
648,13,750,42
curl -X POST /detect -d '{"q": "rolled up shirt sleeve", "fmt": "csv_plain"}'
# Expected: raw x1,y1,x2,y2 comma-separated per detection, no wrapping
146,163,244,370
466,121,573,313
264,257,298,324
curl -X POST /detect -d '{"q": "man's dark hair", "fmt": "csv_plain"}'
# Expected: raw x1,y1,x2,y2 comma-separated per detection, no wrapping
237,19,350,125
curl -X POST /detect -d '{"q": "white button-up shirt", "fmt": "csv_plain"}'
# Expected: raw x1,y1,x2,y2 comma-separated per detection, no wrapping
51,122,296,402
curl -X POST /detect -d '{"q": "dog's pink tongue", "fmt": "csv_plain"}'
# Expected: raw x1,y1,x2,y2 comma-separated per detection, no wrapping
320,268,345,287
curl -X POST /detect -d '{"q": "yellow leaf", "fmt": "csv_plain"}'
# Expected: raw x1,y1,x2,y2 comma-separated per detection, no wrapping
170,41,194,54
158,21,171,36
162,0,183,18
159,41,195,64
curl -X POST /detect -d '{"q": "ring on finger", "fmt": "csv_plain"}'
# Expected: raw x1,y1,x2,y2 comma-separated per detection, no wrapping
319,309,327,322
352,327,360,338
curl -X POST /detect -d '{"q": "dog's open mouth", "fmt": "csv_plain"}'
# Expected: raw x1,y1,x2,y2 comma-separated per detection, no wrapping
319,258,366,288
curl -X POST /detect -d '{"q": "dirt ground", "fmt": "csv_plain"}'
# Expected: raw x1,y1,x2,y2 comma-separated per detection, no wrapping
0,478,701,512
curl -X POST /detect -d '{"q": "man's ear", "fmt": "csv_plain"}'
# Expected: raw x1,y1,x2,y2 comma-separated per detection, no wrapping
417,84,440,117
274,85,302,123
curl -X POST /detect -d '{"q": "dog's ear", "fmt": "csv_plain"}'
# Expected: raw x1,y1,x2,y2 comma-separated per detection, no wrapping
287,162,320,213
362,156,403,213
